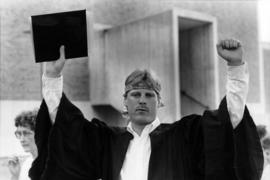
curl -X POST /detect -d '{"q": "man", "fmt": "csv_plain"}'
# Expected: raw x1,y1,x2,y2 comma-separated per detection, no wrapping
8,110,38,180
30,39,263,180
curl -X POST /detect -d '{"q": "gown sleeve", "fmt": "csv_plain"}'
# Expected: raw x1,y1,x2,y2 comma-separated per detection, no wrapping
202,97,264,180
29,93,111,180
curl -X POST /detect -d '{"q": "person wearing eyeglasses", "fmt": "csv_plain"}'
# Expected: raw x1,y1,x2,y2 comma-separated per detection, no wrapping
8,110,38,180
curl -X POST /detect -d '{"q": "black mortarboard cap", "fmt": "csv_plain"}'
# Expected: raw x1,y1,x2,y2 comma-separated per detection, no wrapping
31,10,88,63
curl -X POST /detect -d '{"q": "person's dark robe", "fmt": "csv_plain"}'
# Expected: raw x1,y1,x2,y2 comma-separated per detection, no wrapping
29,93,264,180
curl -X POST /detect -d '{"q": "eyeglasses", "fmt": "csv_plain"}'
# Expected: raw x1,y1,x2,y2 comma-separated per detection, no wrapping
14,130,34,139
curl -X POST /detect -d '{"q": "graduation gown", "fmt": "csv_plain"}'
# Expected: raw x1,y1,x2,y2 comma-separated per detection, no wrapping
29,93,263,180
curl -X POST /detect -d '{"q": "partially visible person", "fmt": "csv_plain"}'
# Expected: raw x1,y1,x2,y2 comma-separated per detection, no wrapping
256,125,267,140
256,124,270,180
261,134,270,180
8,110,38,180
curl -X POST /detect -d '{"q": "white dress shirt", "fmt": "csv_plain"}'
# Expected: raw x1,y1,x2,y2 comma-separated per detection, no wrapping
120,118,160,180
226,63,249,128
42,63,249,180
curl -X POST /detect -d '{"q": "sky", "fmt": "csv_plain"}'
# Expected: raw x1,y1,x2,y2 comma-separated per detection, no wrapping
258,0,270,42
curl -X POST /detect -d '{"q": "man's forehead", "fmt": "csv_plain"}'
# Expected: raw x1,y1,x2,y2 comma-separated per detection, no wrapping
127,89,157,95
124,69,161,95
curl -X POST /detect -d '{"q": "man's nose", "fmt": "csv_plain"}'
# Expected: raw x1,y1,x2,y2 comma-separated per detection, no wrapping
138,95,147,104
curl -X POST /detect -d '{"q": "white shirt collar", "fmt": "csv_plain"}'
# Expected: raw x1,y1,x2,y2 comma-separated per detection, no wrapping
127,117,161,137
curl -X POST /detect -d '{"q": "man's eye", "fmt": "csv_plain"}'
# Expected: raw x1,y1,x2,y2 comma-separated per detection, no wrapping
146,93,155,98
131,93,140,97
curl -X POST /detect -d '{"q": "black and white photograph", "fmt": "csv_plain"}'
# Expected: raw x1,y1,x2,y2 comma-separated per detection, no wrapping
0,0,270,180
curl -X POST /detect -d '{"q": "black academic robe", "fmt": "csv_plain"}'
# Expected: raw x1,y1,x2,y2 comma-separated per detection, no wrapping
29,93,263,180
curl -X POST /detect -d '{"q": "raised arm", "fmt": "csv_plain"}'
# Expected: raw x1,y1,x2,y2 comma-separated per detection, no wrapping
42,46,66,124
32,46,108,180
216,39,249,128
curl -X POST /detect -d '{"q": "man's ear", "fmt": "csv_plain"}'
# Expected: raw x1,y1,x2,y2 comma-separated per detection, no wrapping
157,97,164,108
158,102,161,108
123,98,127,107
123,99,128,114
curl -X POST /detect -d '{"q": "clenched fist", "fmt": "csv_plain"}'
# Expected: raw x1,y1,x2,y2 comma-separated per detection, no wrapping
216,39,244,66
44,46,66,78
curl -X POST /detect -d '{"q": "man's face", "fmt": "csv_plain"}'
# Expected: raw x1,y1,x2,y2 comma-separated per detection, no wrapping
15,126,35,153
124,89,159,126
